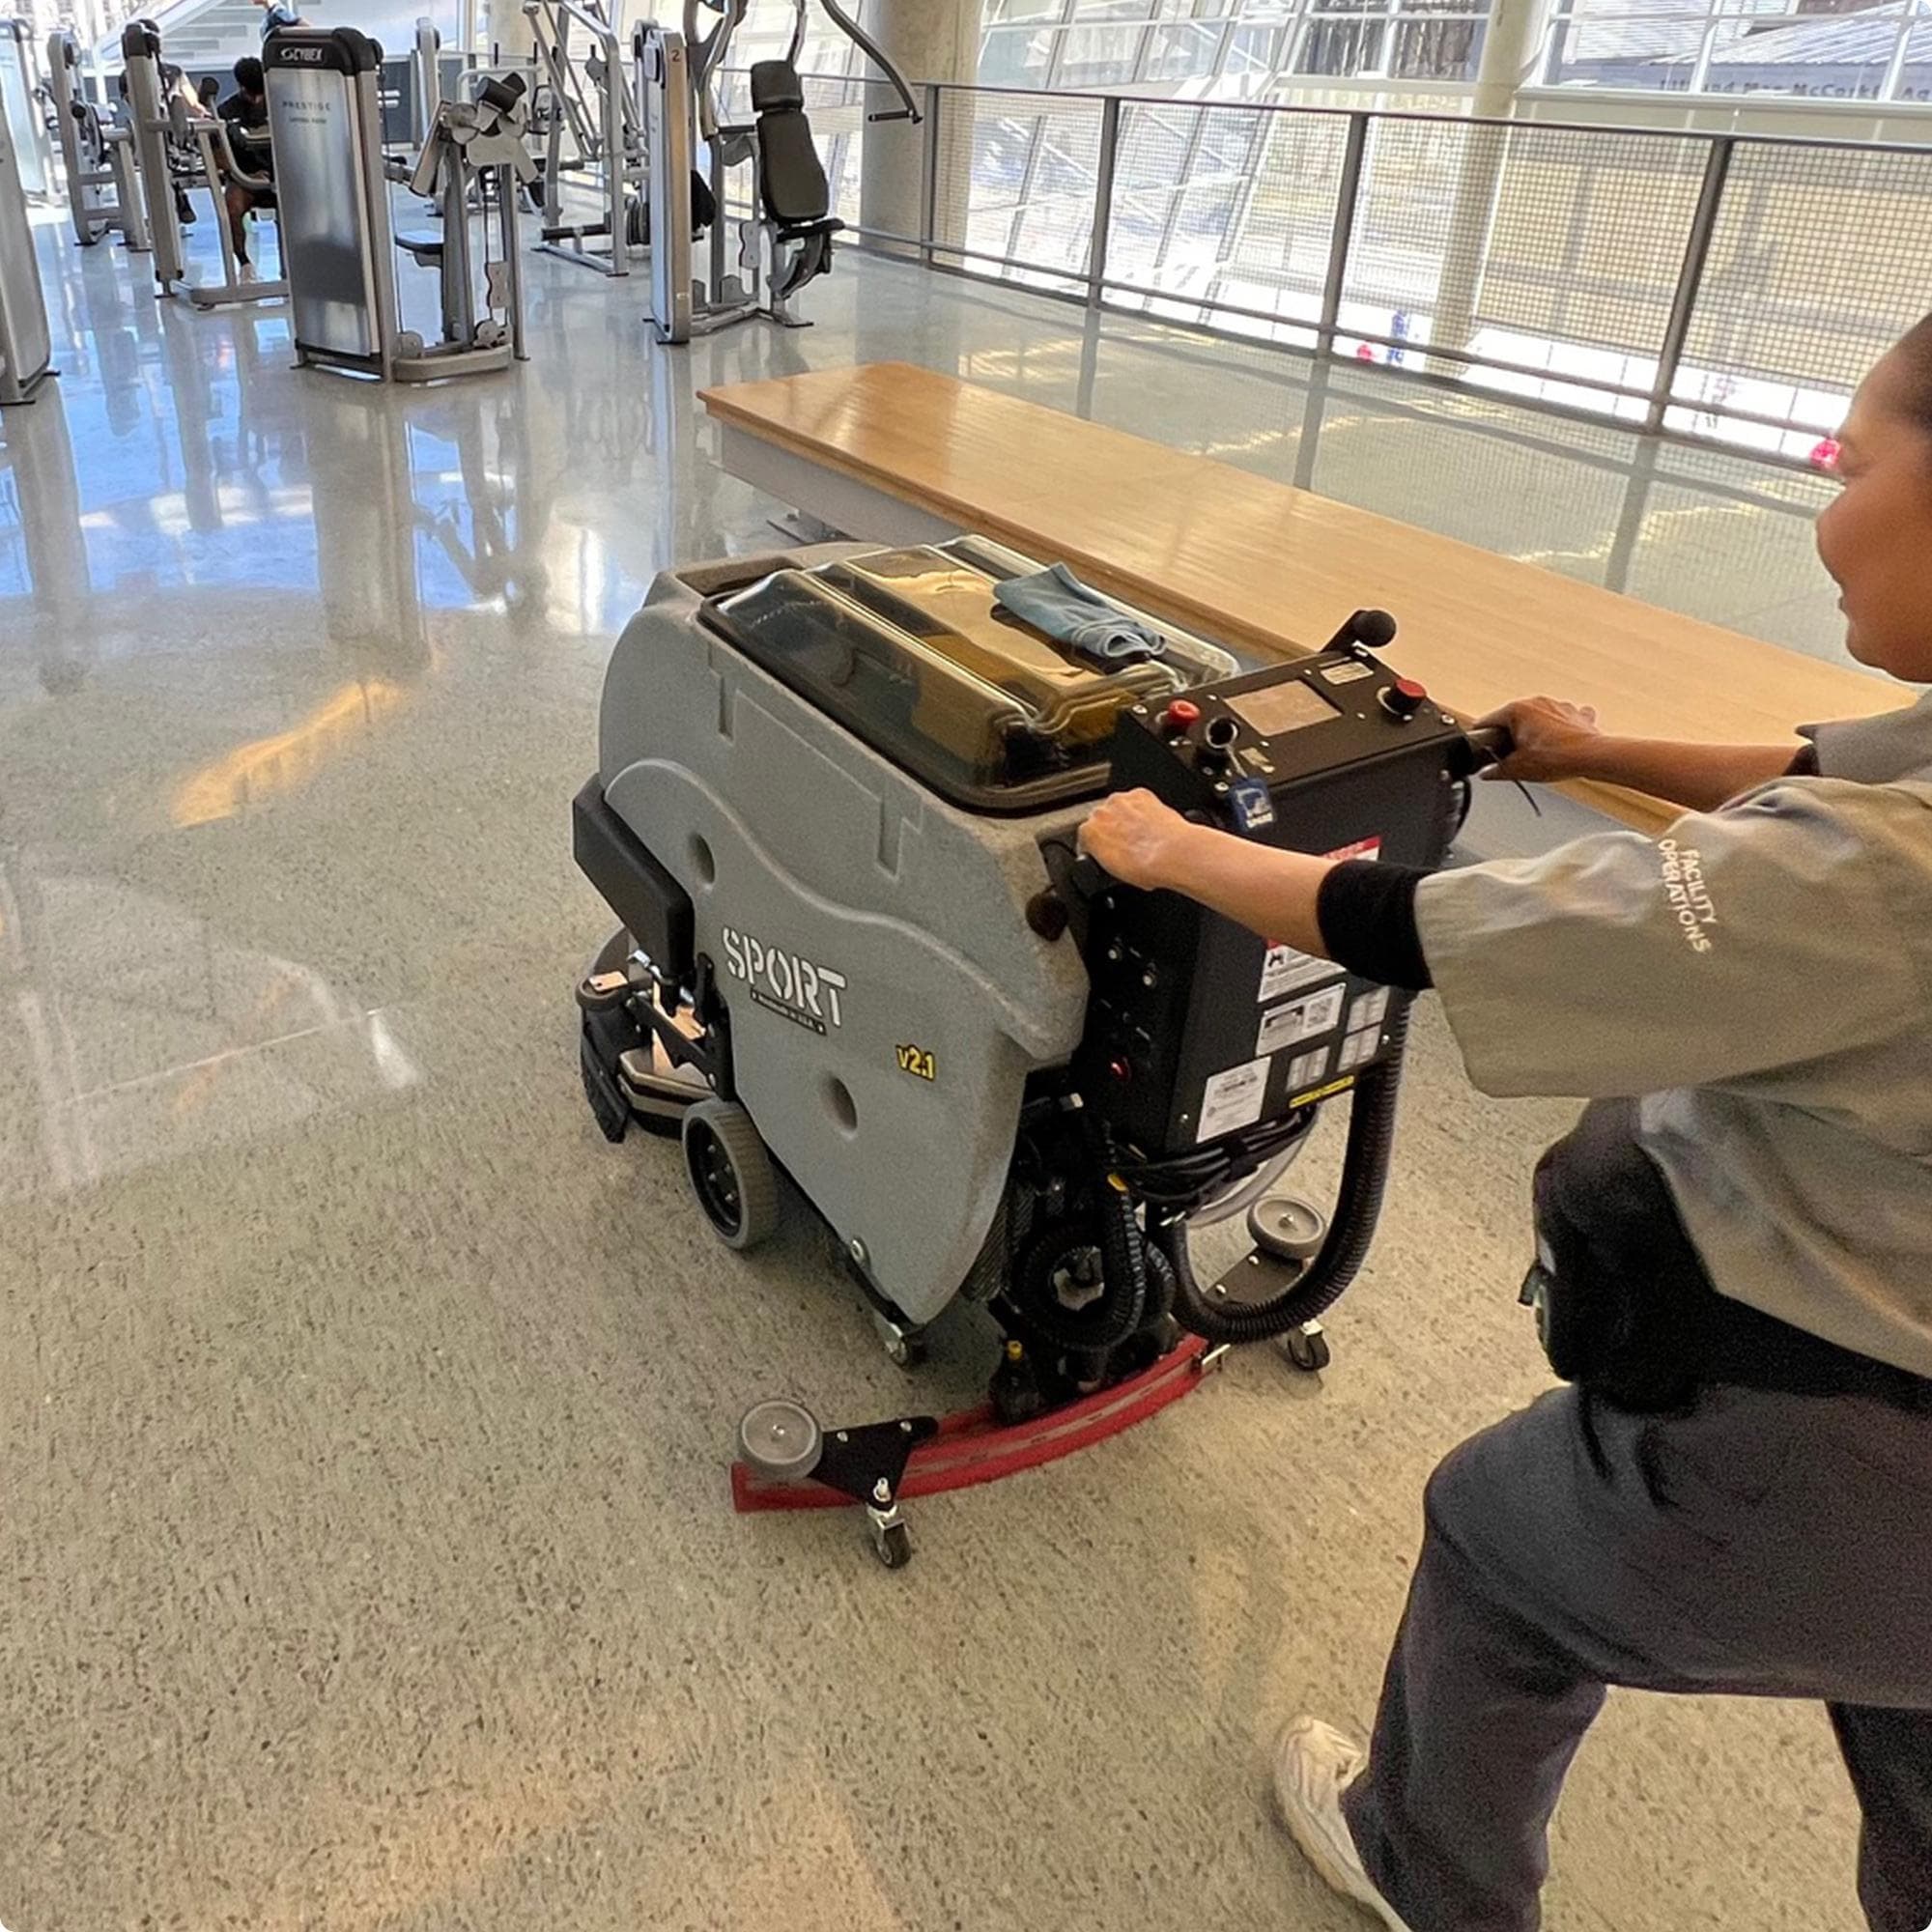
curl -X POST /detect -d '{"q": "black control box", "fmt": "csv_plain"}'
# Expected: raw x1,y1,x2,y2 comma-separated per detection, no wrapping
1074,644,1463,1156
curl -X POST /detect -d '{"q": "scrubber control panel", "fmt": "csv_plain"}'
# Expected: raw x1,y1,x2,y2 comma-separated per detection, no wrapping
1074,622,1466,1156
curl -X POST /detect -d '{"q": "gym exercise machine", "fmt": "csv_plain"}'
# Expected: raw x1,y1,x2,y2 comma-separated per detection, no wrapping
46,28,146,250
636,0,919,343
0,49,52,405
266,27,533,383
0,19,55,203
118,22,189,292
527,0,645,277
415,16,445,135
181,113,285,307
119,21,285,307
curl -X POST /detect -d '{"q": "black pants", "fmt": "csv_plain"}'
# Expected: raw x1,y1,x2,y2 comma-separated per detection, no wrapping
1342,1381,1932,1931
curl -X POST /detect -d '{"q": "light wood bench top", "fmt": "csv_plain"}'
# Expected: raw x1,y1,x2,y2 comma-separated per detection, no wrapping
701,361,1907,832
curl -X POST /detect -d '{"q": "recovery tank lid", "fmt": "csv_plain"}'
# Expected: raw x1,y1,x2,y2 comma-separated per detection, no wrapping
700,537,1242,812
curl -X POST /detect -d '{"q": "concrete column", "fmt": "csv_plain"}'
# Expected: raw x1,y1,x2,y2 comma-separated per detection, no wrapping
478,0,539,66
859,0,981,256
1425,0,1555,377
1470,0,1556,119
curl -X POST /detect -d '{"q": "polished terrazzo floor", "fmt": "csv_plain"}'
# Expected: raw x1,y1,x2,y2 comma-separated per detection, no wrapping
0,204,1870,1930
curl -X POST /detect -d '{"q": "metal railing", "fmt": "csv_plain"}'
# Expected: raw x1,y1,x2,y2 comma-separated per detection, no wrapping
779,71,1932,462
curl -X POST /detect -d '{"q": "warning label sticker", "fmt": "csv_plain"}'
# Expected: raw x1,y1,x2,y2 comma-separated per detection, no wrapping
1197,1057,1269,1144
1337,1025,1381,1072
1326,836,1382,865
1257,983,1347,1056
1286,1046,1328,1091
1348,987,1391,1032
1259,943,1335,1003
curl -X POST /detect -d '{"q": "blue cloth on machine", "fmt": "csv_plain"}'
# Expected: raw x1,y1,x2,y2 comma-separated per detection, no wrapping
994,563,1167,667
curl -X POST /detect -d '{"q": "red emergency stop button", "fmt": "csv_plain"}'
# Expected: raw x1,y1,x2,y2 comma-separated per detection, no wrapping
1158,699,1202,736
1380,677,1428,721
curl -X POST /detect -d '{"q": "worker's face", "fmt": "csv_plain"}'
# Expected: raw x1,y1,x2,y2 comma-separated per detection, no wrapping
1815,350,1932,683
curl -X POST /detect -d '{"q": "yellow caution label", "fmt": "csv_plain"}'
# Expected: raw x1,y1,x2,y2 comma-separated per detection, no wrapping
1289,1075,1357,1109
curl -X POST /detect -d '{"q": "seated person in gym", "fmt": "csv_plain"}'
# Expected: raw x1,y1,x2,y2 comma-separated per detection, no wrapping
218,56,275,277
1082,320,1932,1931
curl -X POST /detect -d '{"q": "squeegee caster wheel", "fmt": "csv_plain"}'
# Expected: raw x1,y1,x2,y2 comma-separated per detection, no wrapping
1248,1195,1328,1264
1281,1321,1331,1375
682,1099,780,1251
737,1398,823,1481
873,1520,914,1569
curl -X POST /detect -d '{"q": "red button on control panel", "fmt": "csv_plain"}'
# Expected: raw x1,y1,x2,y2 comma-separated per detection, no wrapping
1380,677,1428,721
1158,699,1202,735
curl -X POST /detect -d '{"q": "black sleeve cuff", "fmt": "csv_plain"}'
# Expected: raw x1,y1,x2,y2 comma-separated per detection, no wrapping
1316,860,1435,992
1785,742,1820,777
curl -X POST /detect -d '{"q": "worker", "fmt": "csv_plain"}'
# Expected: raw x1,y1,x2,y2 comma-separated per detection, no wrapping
1080,319,1932,1931
217,56,274,279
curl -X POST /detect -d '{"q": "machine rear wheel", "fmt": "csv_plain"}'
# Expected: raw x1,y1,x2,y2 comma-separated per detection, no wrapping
683,1099,780,1251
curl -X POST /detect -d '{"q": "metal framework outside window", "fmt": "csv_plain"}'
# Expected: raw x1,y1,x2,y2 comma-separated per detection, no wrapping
980,0,1491,89
1543,0,1932,104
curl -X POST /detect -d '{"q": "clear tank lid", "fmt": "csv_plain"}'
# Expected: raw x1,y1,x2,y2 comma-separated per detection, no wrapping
700,537,1242,812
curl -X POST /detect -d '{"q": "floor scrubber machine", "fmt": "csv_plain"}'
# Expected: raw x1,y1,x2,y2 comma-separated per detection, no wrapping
574,536,1504,1563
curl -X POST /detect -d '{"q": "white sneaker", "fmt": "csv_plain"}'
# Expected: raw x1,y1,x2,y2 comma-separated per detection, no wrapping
1272,1717,1416,1932
238,260,258,282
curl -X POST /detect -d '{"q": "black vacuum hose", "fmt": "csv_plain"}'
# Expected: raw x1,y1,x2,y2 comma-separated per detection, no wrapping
1014,1186,1161,1352
1095,1181,1151,1344
1157,1006,1412,1344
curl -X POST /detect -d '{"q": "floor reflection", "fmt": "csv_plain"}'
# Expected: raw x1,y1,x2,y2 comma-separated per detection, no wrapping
0,854,420,1201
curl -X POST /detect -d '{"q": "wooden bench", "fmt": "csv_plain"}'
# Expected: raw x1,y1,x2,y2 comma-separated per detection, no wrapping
699,360,1907,835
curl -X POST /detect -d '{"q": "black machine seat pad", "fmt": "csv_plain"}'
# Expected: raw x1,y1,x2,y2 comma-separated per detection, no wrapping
749,58,804,112
395,232,445,262
750,59,833,231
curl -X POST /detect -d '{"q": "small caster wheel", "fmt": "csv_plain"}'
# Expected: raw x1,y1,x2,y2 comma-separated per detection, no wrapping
682,1098,780,1251
872,1519,914,1569
1249,1194,1328,1264
1280,1321,1330,1374
737,1398,823,1481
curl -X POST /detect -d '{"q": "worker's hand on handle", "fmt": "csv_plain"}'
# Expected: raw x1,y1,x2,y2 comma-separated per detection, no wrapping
1475,696,1603,784
1078,789,1194,892
1080,789,1336,957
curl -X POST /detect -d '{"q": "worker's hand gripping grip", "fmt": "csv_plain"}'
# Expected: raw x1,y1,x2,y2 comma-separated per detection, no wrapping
1027,844,1117,943
1066,854,1110,899
1459,723,1517,774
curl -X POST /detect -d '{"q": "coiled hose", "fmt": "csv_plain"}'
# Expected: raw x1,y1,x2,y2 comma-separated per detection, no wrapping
1156,1006,1411,1344
1014,1182,1168,1353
